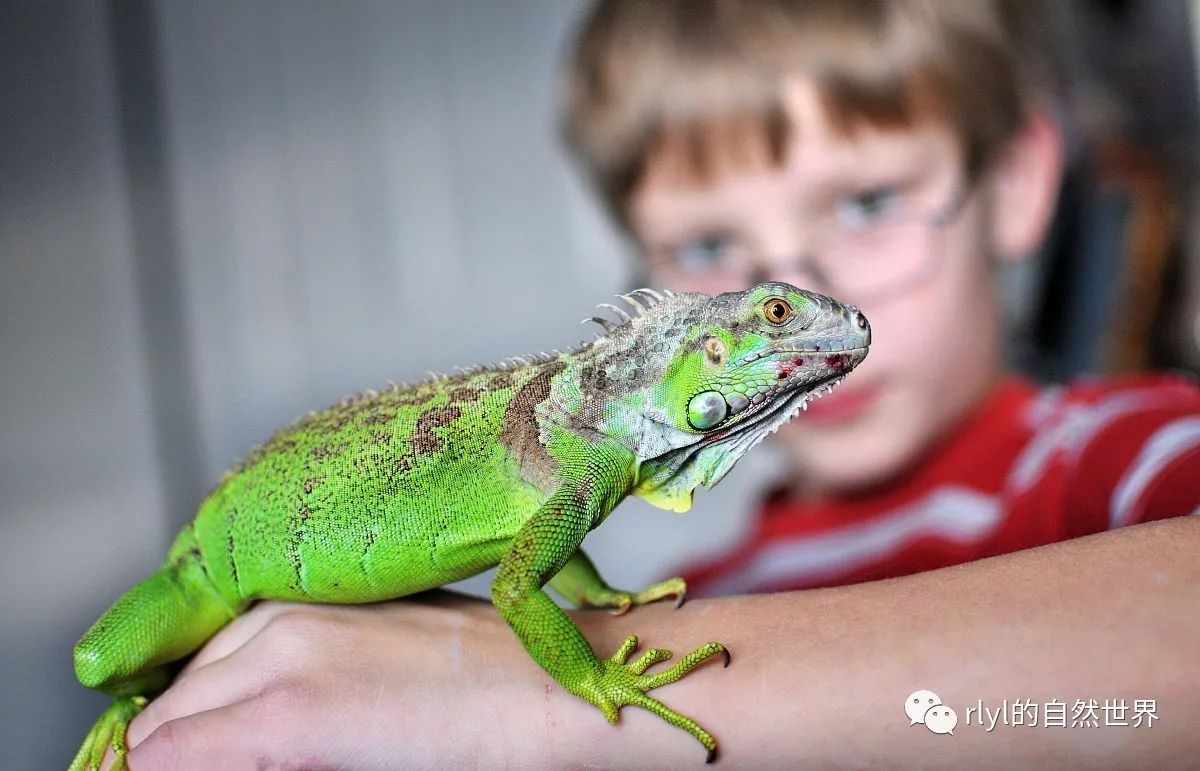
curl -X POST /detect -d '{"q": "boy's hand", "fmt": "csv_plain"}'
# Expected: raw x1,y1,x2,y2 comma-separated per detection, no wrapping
103,594,559,771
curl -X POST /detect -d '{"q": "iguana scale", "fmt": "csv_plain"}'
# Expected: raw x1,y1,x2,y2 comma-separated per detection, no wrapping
71,282,870,768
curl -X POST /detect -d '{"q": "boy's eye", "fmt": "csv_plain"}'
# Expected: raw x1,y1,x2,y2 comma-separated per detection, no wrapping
835,186,899,230
675,233,732,270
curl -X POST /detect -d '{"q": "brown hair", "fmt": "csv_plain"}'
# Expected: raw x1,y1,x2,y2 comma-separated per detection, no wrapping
561,0,1056,228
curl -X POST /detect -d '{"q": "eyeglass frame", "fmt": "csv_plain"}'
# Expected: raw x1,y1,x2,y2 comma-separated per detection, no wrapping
639,177,979,307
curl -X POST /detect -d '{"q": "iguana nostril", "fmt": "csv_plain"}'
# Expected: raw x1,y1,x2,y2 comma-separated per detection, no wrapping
855,311,868,330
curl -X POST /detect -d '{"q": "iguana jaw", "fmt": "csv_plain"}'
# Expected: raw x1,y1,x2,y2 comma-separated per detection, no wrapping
688,346,867,465
632,346,867,512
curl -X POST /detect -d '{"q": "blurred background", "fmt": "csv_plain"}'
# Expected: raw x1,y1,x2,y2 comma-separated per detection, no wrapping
2,2,1197,768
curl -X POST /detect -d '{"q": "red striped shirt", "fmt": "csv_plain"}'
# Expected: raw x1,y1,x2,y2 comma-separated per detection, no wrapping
682,374,1200,596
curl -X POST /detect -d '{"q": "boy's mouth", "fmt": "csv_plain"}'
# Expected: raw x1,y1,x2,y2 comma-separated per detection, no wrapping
797,381,882,425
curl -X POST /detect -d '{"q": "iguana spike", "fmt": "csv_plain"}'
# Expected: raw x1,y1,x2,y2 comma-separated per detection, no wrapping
631,288,663,306
616,293,646,314
598,303,633,324
661,288,675,297
585,315,619,333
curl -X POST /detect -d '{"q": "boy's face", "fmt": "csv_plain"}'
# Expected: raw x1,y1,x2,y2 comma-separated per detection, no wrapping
628,80,1019,493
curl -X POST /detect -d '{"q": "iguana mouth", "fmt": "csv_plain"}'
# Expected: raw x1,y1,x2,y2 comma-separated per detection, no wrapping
732,344,870,367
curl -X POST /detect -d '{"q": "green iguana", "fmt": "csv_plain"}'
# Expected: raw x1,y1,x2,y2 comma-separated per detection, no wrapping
71,281,870,768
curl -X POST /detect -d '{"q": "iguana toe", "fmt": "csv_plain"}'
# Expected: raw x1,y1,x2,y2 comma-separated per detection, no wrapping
69,696,145,771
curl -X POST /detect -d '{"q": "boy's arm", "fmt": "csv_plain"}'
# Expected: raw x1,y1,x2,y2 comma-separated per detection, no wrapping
569,515,1200,768
119,517,1200,770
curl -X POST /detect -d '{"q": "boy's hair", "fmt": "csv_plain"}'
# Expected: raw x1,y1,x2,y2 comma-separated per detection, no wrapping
561,0,1055,229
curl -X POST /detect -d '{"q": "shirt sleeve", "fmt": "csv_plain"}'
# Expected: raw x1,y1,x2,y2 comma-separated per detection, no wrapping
1065,378,1200,536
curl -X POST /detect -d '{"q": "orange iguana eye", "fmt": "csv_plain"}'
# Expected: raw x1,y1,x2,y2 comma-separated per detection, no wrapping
762,298,793,325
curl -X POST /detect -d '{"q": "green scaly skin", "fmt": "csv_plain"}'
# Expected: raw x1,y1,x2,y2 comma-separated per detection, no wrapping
70,282,870,768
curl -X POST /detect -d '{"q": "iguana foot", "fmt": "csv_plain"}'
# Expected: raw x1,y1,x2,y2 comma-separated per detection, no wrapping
590,577,688,615
69,696,146,771
580,634,729,762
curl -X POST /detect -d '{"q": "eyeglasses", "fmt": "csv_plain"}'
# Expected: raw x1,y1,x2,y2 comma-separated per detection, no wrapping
646,182,975,306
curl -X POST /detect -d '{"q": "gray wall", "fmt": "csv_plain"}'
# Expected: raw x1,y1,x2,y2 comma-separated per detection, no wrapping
1,4,768,768
2,3,170,768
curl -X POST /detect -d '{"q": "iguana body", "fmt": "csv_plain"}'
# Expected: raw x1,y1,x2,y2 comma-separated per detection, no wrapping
71,282,870,768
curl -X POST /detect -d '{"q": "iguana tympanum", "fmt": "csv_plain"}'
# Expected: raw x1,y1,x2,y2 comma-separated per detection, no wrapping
71,282,870,768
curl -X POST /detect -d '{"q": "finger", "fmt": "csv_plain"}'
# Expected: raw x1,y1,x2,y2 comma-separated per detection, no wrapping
180,600,305,674
127,699,278,771
183,592,484,676
128,633,290,748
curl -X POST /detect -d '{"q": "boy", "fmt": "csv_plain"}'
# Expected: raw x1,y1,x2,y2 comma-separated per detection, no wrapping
111,2,1200,768
561,0,1200,593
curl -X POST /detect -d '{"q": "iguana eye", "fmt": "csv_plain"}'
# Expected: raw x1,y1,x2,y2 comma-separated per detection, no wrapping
762,298,793,325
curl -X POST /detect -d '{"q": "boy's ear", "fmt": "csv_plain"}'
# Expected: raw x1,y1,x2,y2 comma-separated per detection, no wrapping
984,108,1065,262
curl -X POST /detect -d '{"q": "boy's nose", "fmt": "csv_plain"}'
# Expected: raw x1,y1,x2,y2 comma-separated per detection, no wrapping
760,265,834,298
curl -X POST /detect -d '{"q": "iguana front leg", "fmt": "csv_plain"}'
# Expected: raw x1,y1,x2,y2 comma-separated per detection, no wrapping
491,473,728,762
550,549,687,614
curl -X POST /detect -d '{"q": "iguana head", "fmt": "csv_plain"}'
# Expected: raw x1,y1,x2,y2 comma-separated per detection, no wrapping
562,282,870,512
